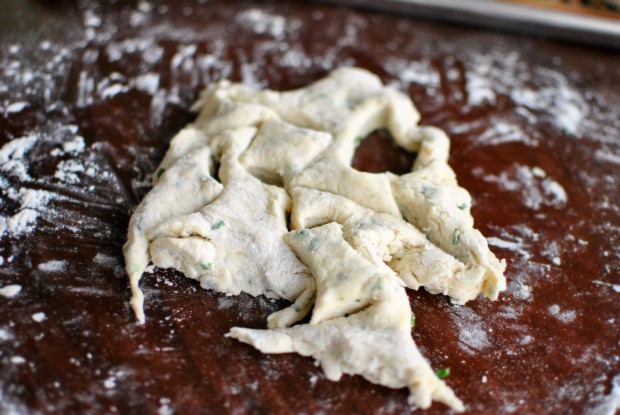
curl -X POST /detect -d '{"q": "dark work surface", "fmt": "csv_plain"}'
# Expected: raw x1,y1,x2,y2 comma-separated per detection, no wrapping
0,0,619,414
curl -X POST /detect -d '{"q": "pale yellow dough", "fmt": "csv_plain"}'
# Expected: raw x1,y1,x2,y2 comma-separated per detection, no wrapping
124,67,506,411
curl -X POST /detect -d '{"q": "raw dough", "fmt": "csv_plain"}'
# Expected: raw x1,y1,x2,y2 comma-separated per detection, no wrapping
124,67,507,411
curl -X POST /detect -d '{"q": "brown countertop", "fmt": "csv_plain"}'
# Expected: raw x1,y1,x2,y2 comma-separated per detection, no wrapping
0,0,619,414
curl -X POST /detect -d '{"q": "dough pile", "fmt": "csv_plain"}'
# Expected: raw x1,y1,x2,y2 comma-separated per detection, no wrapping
124,67,506,411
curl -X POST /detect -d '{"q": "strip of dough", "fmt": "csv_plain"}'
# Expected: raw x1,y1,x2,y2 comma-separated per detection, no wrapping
228,223,464,412
291,187,486,304
123,145,223,323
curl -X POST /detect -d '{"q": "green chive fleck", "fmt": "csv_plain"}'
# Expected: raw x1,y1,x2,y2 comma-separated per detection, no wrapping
211,220,225,230
452,228,461,245
308,238,320,252
336,273,348,282
296,229,309,237
435,367,450,379
421,186,436,198
375,276,384,290
156,167,166,178
457,203,467,210
354,135,364,146
198,262,213,271
410,311,416,328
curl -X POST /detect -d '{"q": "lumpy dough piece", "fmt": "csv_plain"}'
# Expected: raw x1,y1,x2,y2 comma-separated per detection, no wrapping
123,145,223,323
291,187,486,304
284,223,390,325
228,223,464,412
191,68,423,163
156,104,277,177
145,127,310,304
391,130,506,300
288,153,401,217
239,118,332,185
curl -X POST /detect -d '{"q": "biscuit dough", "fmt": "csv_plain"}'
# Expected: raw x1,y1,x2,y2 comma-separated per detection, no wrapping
124,67,506,411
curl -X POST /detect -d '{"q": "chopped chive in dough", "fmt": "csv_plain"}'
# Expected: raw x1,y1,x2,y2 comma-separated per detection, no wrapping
198,262,213,271
434,367,450,379
336,272,348,281
156,167,166,178
452,228,461,245
308,237,320,252
421,185,436,198
424,230,431,242
457,203,467,210
374,276,384,290
296,229,309,237
354,135,364,146
211,220,225,230
410,311,416,328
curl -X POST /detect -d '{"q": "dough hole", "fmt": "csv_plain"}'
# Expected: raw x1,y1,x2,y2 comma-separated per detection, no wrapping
351,129,416,175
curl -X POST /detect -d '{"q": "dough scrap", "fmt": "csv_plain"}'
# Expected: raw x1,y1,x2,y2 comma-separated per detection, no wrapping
124,67,507,410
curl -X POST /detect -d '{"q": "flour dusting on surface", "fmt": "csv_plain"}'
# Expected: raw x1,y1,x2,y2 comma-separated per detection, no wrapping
0,285,22,298
0,1,618,413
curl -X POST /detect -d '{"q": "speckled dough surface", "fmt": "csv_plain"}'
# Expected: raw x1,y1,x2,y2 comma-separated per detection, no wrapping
0,0,619,414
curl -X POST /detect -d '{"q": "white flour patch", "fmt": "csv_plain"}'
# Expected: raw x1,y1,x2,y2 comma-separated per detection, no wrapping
451,306,490,354
236,9,288,40
593,281,620,293
0,135,38,181
158,398,173,415
5,209,39,236
588,374,620,415
548,304,576,323
474,164,567,210
476,121,538,147
93,253,119,268
0,328,13,342
487,236,531,260
5,101,29,114
0,285,22,298
31,312,46,322
384,58,440,91
38,260,67,272
10,356,26,365
594,150,620,166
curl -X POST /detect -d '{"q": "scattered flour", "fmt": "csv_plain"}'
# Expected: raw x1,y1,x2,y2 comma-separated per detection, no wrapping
0,4,617,414
10,356,26,365
93,253,118,268
31,312,46,322
5,102,29,114
593,281,620,293
452,306,490,354
38,260,67,272
476,121,538,147
587,374,620,415
0,328,13,342
474,164,567,210
0,285,22,298
158,397,173,415
103,377,116,389
548,304,576,323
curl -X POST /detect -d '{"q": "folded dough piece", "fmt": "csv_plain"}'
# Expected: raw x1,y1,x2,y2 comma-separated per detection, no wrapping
390,128,507,300
291,187,486,304
228,223,464,412
156,103,277,176
191,68,424,163
239,118,332,185
123,145,223,323
288,153,401,217
145,127,311,304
